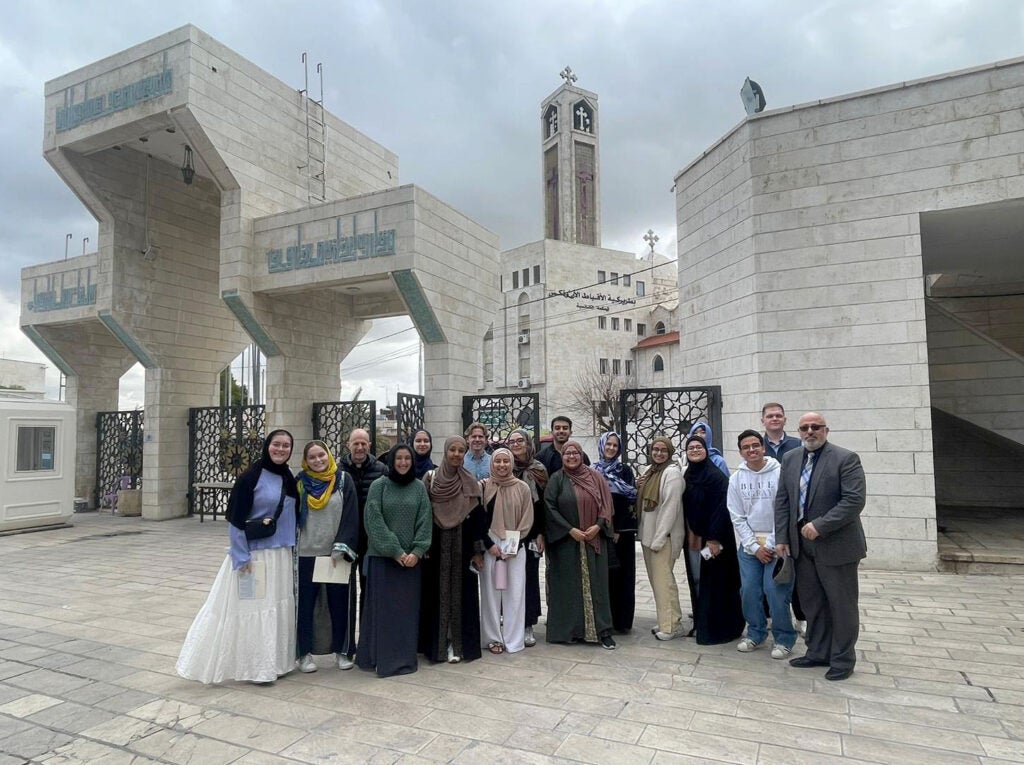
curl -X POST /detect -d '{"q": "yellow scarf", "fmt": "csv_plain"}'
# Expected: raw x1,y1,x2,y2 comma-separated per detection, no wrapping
299,446,338,511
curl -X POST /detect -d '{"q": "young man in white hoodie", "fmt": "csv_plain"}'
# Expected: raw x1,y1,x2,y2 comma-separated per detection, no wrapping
727,430,797,659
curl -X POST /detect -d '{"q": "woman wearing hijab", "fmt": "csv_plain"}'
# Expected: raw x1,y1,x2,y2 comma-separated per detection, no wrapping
507,428,548,647
177,429,299,684
636,436,686,640
682,435,745,645
687,422,730,476
420,436,485,663
594,431,638,633
357,444,432,677
411,429,437,479
479,448,534,654
295,440,360,673
544,440,617,650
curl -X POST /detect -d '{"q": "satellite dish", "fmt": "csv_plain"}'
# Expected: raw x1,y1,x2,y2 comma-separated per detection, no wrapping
740,77,766,116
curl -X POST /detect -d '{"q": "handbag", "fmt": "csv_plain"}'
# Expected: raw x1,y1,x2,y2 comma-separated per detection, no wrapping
244,475,288,541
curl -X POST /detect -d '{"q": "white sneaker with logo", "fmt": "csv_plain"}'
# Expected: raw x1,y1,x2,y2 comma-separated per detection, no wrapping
736,637,763,653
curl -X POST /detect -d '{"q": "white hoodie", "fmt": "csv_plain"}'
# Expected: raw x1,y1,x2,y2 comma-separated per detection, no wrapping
727,456,781,554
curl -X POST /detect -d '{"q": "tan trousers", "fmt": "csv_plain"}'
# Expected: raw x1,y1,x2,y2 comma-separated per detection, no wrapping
643,543,683,634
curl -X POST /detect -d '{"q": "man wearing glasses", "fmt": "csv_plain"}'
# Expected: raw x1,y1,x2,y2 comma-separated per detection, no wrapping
728,430,796,659
774,413,866,681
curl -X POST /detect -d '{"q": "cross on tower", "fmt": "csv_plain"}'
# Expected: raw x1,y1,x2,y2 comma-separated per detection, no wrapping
643,229,659,255
559,66,577,86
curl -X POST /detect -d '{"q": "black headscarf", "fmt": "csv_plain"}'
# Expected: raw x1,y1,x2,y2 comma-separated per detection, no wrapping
227,429,298,530
411,429,437,478
386,444,417,485
682,435,730,540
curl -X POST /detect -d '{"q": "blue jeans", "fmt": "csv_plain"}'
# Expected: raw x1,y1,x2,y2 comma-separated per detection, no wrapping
737,549,796,648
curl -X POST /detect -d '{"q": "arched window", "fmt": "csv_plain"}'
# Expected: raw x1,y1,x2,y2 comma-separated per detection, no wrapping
517,292,530,332
572,99,594,133
655,321,666,335
653,355,664,373
482,325,494,383
544,104,558,139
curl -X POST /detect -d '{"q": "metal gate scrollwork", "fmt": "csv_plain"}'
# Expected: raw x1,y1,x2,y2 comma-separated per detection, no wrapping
617,386,722,470
462,393,541,449
395,393,425,446
188,405,266,516
312,400,377,460
95,410,144,508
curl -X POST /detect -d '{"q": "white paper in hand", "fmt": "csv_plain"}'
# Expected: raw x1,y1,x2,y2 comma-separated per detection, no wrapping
313,556,351,584
237,559,266,599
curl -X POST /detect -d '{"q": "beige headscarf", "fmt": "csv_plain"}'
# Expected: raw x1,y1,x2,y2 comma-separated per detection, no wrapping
482,448,534,539
426,435,482,529
638,436,675,512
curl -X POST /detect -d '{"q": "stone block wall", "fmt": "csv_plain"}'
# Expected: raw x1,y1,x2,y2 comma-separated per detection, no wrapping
673,58,1024,568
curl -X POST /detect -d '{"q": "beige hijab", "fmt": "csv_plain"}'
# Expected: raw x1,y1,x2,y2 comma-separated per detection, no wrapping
426,435,482,529
482,448,534,539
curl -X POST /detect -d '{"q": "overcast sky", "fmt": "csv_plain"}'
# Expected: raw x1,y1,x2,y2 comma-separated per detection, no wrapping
1,1,1021,407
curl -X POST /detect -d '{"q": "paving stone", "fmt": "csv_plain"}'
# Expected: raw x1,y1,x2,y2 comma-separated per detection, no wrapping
0,694,63,718
0,724,74,759
1,513,1023,765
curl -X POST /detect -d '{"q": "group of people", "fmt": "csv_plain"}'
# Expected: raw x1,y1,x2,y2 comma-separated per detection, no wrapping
177,403,866,685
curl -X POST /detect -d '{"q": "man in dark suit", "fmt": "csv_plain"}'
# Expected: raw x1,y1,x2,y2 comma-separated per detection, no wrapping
774,412,866,681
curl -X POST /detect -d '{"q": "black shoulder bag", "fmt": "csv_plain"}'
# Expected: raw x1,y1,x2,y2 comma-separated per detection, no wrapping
244,474,289,541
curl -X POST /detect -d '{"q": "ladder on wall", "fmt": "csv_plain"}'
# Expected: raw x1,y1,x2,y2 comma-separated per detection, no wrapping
300,53,327,204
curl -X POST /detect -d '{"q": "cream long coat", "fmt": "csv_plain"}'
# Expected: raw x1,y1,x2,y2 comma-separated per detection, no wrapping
637,465,686,560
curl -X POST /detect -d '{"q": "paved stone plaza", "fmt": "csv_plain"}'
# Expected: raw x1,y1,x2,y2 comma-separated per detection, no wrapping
1,514,1022,764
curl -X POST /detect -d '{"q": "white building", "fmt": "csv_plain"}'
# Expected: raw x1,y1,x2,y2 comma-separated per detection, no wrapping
671,56,1024,569
0,359,48,399
490,74,675,448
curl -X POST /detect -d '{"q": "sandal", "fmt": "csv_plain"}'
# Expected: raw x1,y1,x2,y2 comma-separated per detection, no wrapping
488,642,505,655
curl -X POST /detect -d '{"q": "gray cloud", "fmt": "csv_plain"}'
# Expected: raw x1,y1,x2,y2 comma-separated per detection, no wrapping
2,0,1021,403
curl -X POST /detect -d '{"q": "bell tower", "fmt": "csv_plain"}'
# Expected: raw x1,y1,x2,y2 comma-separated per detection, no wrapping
541,67,600,246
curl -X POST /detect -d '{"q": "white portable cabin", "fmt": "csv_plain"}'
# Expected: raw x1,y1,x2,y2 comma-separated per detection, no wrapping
0,392,76,533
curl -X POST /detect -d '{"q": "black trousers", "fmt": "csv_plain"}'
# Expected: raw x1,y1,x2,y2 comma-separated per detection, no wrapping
297,556,355,657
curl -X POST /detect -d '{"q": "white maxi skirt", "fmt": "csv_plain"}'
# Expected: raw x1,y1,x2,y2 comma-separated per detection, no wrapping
176,546,296,684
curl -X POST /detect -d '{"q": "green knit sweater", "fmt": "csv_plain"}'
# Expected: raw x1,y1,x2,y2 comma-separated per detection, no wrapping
364,476,433,559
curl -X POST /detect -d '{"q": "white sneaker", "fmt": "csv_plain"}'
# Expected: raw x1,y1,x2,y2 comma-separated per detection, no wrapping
336,653,354,670
654,627,684,641
298,654,318,673
736,637,763,653
771,645,793,660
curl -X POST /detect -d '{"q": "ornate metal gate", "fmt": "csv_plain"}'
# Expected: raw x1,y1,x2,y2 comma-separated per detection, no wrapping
395,393,425,446
95,410,144,507
187,405,266,516
462,393,541,447
312,400,377,460
617,386,722,469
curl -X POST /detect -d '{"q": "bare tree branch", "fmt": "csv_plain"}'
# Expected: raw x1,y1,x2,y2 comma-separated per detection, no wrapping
555,357,636,435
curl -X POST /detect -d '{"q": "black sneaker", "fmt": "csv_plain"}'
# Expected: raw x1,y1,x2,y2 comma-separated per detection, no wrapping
600,635,616,650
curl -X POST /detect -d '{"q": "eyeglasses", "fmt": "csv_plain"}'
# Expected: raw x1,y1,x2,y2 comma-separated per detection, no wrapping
562,450,582,457
685,445,705,453
651,447,669,454
507,438,526,444
740,443,763,452
798,424,825,433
